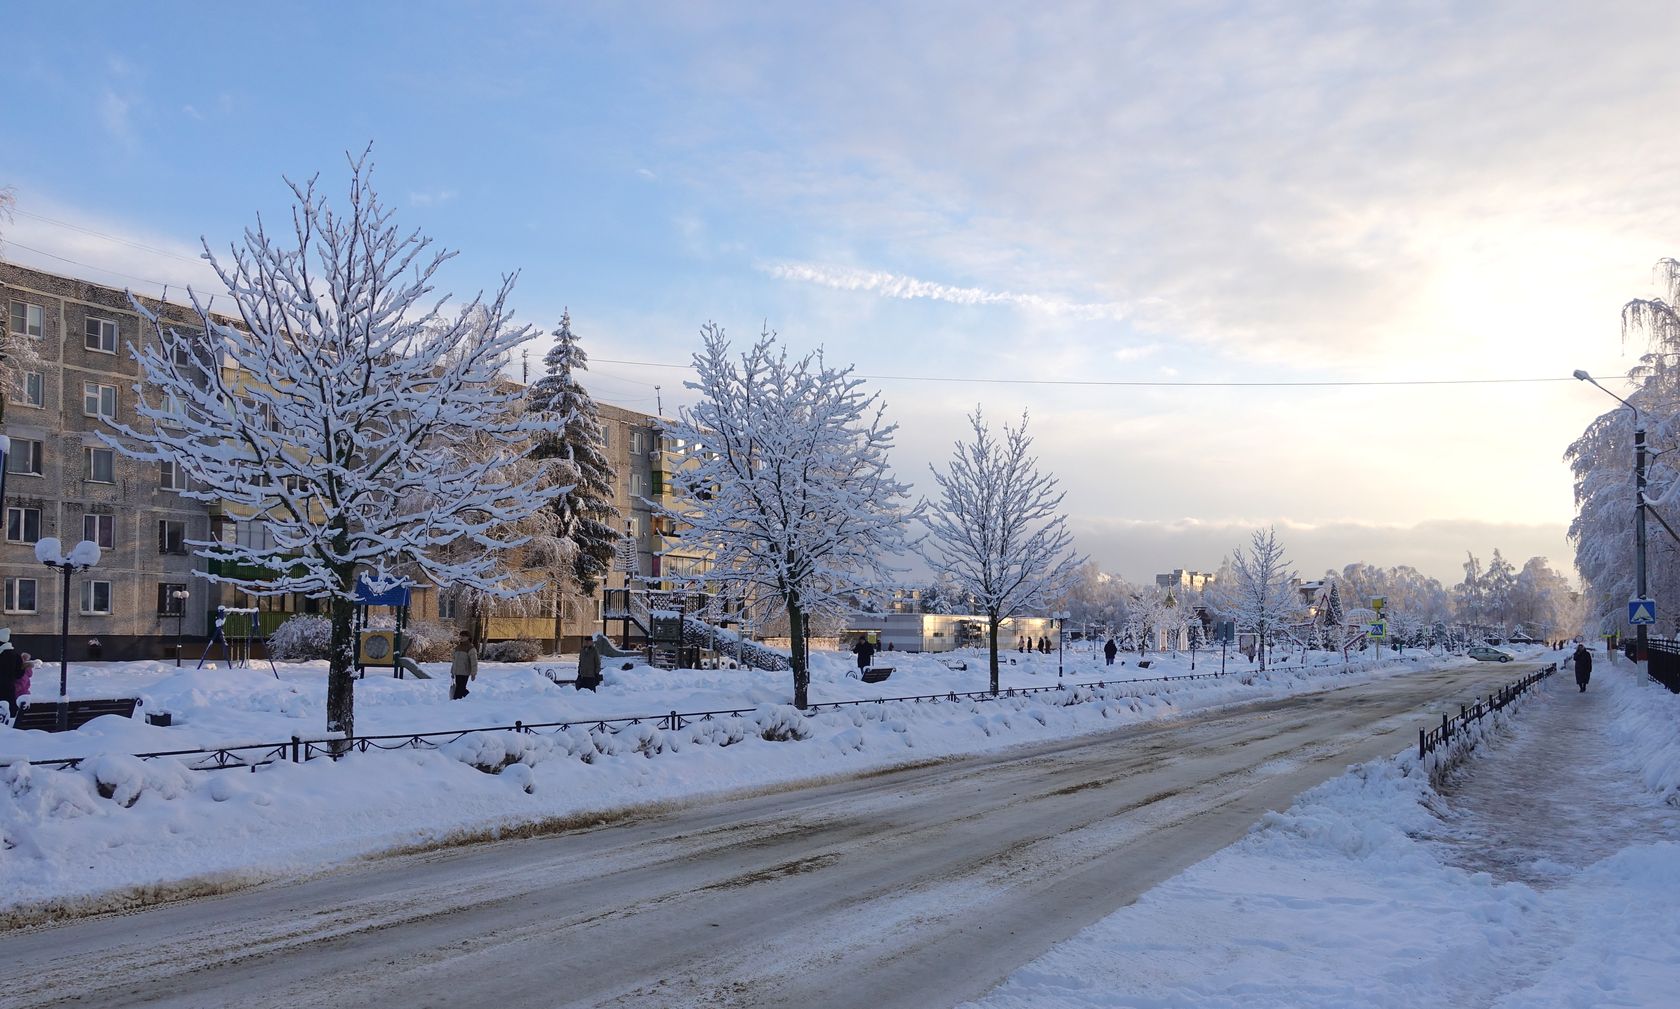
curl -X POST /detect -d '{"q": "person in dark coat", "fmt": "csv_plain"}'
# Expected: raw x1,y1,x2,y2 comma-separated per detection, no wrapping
576,639,603,691
1039,635,1050,654
450,634,478,700
852,634,876,674
1573,643,1593,692
1103,637,1118,666
0,646,20,718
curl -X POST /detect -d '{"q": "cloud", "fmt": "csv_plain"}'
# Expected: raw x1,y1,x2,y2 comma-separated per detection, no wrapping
99,90,135,145
763,260,1137,321
409,189,459,207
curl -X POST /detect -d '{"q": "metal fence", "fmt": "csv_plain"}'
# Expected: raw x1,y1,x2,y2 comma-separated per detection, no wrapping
21,653,1387,774
1644,638,1680,693
1417,662,1557,759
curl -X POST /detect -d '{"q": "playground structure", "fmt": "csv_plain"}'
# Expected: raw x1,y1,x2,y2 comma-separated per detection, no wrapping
602,587,789,671
353,576,430,679
198,606,280,678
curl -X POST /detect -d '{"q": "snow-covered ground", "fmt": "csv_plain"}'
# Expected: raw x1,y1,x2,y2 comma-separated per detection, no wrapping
0,642,1490,919
962,656,1680,1009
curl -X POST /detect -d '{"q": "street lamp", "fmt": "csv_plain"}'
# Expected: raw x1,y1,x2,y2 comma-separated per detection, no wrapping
171,588,191,667
1574,369,1648,662
1053,610,1071,679
35,537,102,732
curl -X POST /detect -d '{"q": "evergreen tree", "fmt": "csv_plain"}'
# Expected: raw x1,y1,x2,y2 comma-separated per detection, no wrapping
529,310,621,596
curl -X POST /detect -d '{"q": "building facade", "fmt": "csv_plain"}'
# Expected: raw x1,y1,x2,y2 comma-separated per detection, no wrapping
1,261,216,660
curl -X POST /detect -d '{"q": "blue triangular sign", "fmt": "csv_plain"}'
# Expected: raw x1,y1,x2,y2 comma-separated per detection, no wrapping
1628,599,1656,625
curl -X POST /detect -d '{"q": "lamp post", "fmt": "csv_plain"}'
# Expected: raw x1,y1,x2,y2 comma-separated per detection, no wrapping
1574,369,1648,661
1053,610,1070,679
172,588,191,667
35,537,102,732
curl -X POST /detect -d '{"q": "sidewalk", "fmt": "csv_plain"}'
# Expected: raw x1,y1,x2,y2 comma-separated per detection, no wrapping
962,667,1680,1009
1432,669,1680,887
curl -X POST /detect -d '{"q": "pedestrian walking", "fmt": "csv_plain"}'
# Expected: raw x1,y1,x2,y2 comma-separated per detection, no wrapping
853,634,877,675
1103,637,1118,666
1573,643,1593,692
576,638,603,691
450,633,478,700
1038,635,1050,654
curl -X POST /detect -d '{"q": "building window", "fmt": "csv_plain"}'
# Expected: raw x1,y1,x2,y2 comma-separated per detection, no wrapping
80,580,112,615
7,439,42,476
9,301,44,339
630,430,646,454
627,515,641,539
158,519,187,554
438,593,458,620
83,513,115,549
21,372,44,408
83,382,118,418
85,447,115,483
160,459,189,491
157,583,188,616
4,577,37,613
600,425,612,449
629,472,646,497
85,316,118,353
6,506,40,544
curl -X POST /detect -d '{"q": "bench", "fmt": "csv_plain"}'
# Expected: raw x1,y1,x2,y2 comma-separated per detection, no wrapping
9,696,143,732
861,666,894,684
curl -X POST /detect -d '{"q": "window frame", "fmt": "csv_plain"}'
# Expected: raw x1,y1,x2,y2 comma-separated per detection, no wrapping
157,582,188,617
159,458,189,491
158,518,188,555
83,512,115,549
7,439,43,476
4,576,38,614
83,381,118,419
80,579,113,615
84,315,118,354
9,301,44,339
6,506,41,544
85,446,116,484
21,371,44,408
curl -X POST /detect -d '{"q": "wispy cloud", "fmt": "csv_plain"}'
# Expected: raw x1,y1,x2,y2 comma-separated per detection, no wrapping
763,260,1134,321
409,189,458,207
99,90,135,145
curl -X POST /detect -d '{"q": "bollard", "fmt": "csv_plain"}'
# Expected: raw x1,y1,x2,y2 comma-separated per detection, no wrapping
1419,728,1427,759
291,735,301,763
1442,713,1451,741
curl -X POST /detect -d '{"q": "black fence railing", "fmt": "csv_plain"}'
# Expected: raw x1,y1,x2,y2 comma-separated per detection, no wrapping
1418,662,1556,759
1644,638,1680,694
23,653,1390,773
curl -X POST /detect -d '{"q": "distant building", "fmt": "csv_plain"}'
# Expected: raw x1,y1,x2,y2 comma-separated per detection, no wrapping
842,612,1058,653
1156,568,1214,593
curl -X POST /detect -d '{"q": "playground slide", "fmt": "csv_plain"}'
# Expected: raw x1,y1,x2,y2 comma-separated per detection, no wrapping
591,632,642,659
679,615,790,671
396,656,433,679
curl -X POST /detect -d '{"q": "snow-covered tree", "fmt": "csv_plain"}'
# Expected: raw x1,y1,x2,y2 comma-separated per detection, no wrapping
105,154,562,738
1126,588,1170,655
1211,527,1298,670
1481,549,1517,633
921,408,1084,693
661,323,916,708
528,310,621,597
1568,259,1680,636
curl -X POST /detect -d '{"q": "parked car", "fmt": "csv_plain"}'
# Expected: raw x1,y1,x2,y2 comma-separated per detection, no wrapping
1467,645,1513,662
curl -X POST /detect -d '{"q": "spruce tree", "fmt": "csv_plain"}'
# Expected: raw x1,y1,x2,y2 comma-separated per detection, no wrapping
530,310,621,595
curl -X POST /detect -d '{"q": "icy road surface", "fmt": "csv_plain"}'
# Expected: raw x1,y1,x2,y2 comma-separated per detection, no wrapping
2,661,1521,1009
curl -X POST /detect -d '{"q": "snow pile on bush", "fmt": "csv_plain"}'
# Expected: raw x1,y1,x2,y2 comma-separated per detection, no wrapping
267,615,333,661
481,639,541,663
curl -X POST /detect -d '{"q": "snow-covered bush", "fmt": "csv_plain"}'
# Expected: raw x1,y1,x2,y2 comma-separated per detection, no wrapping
398,620,455,662
441,731,541,774
756,705,811,741
84,753,192,808
481,639,541,662
267,615,333,661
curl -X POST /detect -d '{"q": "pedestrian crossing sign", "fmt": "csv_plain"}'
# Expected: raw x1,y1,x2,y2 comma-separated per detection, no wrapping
1369,620,1387,638
1629,599,1657,625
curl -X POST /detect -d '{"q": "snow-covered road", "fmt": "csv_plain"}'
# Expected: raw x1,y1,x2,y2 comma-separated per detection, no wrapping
2,661,1522,1009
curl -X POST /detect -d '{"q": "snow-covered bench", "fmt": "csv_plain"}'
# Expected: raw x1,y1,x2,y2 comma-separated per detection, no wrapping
8,696,142,732
861,666,894,684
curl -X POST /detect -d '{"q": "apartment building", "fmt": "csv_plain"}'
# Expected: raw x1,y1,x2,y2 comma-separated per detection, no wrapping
1,261,216,660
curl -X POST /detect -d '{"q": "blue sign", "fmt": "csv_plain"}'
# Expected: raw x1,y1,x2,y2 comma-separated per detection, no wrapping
1629,599,1657,625
356,575,411,608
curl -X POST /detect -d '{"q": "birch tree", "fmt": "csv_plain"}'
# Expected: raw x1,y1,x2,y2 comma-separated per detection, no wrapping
1212,526,1298,670
921,409,1083,693
661,323,916,709
104,154,562,737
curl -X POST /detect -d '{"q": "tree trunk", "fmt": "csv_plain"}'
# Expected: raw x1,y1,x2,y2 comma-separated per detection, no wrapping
327,588,356,743
988,615,1000,695
788,597,809,709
